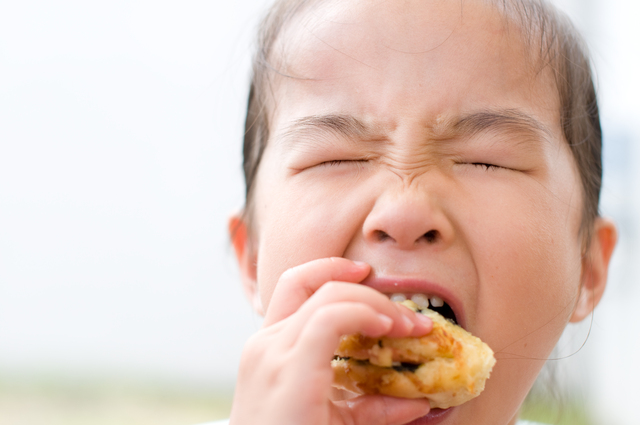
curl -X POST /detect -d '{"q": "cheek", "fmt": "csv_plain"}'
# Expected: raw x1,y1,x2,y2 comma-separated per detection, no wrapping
459,172,584,423
252,166,375,309
467,172,583,358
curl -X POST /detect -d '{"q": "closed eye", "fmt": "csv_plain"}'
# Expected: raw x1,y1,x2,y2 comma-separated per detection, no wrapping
472,162,502,171
319,159,369,167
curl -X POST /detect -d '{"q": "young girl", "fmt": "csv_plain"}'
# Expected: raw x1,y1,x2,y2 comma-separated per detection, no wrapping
220,0,617,424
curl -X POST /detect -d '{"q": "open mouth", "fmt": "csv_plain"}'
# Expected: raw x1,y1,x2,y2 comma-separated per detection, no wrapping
333,294,458,371
333,288,494,410
332,294,458,372
388,293,458,325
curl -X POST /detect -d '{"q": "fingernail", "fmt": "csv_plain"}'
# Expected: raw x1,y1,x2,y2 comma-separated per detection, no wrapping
353,260,368,267
377,314,393,328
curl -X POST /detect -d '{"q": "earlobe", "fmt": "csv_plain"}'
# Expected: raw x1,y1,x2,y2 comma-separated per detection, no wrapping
228,214,263,315
570,217,617,323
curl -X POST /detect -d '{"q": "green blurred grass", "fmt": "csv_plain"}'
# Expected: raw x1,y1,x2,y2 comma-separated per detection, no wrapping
520,391,594,425
0,376,233,425
0,375,595,425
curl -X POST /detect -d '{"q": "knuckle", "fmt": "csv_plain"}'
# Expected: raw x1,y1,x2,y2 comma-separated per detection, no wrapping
309,303,340,325
318,280,340,293
239,345,261,371
243,333,265,354
241,332,287,370
278,266,298,283
310,304,332,322
311,281,336,302
349,302,372,316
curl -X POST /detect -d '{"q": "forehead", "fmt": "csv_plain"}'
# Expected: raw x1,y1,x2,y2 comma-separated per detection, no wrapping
281,0,516,64
269,0,560,132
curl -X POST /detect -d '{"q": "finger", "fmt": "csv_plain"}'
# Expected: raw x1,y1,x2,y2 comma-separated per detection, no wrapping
264,257,370,326
336,395,431,425
291,282,432,339
292,302,394,375
265,303,393,416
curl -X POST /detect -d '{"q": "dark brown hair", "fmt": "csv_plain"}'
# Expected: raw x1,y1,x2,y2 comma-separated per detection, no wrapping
241,0,602,239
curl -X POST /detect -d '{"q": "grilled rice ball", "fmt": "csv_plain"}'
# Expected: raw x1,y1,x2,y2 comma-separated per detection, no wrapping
331,300,496,409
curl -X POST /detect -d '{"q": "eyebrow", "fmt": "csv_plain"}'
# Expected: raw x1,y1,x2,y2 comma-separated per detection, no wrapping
450,109,553,143
278,109,553,146
279,114,384,146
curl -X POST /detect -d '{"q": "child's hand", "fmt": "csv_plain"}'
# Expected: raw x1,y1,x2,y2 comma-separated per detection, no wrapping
229,257,432,425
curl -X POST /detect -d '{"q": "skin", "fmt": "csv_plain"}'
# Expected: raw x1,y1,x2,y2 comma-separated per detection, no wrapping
229,1,617,424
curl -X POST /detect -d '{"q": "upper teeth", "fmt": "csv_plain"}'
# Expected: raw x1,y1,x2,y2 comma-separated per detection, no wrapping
411,293,430,309
390,293,445,309
430,296,444,307
390,293,407,302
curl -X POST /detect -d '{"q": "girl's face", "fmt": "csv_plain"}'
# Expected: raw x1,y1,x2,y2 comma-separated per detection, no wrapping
235,0,612,424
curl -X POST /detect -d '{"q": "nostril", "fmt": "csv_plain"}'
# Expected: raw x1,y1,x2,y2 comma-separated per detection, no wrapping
423,230,438,243
373,230,393,242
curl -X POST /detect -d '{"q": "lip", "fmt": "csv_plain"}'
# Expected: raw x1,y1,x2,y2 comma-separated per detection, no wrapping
362,276,466,329
404,407,453,425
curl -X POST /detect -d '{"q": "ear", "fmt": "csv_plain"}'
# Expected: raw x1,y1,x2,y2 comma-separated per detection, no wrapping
228,214,263,315
570,217,617,323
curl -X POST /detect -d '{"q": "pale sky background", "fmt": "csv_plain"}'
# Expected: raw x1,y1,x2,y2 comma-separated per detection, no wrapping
0,0,639,424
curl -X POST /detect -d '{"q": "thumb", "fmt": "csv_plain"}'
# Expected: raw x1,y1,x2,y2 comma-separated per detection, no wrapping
336,395,431,425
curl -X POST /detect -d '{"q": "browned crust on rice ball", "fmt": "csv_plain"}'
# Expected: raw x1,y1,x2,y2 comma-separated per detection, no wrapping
331,300,496,409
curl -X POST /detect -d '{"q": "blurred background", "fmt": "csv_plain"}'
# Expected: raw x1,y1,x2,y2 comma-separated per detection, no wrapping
0,0,638,424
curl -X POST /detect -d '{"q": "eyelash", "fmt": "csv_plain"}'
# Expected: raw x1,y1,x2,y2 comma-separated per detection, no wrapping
471,162,502,171
318,160,505,171
320,159,368,167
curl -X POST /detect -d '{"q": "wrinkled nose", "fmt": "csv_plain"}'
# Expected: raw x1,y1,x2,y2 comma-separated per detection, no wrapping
362,190,454,250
